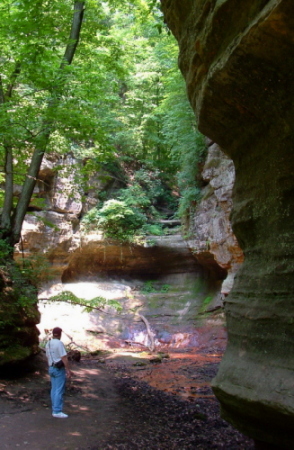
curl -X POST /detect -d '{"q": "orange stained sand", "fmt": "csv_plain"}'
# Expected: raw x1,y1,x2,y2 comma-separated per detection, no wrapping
131,350,223,401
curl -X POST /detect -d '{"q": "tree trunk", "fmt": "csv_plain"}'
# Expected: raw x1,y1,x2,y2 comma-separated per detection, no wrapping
10,1,85,244
0,67,20,237
1,146,14,234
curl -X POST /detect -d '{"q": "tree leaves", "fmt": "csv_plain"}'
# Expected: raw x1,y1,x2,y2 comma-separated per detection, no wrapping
0,0,204,242
49,290,123,313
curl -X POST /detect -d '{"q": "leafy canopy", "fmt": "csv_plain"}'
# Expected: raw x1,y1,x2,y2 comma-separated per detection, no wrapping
0,0,205,245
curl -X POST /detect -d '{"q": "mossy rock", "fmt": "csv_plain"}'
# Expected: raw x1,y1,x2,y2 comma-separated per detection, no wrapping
0,261,40,368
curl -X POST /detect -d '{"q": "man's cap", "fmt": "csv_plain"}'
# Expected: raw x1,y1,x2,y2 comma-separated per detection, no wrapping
52,327,62,336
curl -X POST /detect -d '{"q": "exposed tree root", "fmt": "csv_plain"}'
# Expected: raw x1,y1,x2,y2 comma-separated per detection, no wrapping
139,314,155,352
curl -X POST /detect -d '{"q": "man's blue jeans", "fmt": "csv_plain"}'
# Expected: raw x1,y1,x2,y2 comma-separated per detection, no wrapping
49,366,66,414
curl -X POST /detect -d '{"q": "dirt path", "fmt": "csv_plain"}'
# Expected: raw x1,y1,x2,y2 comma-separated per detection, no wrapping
0,351,254,449
0,363,124,449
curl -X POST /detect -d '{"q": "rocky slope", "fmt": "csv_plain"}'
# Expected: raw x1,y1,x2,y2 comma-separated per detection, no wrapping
161,0,294,447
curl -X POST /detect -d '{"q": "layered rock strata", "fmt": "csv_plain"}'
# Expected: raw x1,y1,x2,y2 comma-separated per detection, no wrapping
187,142,243,298
161,0,294,447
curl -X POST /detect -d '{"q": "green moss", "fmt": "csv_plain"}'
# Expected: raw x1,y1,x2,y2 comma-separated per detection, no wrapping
198,295,214,314
147,295,165,310
141,281,170,294
0,344,31,365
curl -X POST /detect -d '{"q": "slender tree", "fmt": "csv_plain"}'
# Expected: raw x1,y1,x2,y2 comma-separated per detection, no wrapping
0,1,85,245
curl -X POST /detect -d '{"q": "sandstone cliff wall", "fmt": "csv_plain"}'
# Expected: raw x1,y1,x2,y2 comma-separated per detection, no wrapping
161,0,294,447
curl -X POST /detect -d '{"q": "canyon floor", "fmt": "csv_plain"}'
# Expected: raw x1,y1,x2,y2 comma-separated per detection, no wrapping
0,342,254,450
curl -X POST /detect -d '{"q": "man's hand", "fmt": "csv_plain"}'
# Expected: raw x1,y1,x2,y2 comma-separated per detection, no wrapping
61,355,72,378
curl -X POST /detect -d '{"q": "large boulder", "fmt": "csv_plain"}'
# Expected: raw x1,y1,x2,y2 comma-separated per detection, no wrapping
161,0,294,447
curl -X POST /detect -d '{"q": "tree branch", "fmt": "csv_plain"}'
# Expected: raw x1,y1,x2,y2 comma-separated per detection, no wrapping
62,2,85,67
39,297,114,314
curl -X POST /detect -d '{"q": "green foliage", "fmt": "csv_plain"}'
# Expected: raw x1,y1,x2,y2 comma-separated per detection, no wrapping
160,284,170,293
16,253,56,288
49,290,123,313
199,295,213,314
0,250,38,345
0,239,13,264
141,223,164,236
81,207,100,229
118,168,177,215
0,239,37,312
177,132,206,219
141,281,170,294
81,164,177,242
0,0,203,243
106,17,205,222
0,0,140,230
8,263,37,310
119,183,151,210
96,199,146,241
141,281,157,293
157,68,207,220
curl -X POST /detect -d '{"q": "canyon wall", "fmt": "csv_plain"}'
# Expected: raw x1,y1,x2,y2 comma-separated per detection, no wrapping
160,0,294,447
187,141,243,298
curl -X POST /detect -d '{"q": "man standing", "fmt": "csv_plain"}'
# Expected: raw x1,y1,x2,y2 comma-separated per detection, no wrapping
45,327,72,418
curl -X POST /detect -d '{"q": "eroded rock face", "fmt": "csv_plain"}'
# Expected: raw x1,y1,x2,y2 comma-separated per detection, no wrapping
187,142,243,297
17,156,223,352
161,0,294,447
37,270,218,353
62,234,202,280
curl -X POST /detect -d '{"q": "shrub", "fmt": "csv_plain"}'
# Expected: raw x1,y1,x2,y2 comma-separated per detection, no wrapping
81,165,179,242
95,199,146,241
142,223,164,236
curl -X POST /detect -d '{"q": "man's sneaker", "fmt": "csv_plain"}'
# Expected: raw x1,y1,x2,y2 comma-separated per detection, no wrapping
52,412,68,418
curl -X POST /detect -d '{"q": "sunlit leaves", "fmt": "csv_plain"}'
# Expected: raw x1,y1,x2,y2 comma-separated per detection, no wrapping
50,290,123,313
0,0,202,235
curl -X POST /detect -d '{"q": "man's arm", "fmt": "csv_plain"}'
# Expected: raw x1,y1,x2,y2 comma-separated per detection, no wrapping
61,355,72,378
